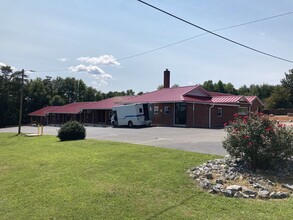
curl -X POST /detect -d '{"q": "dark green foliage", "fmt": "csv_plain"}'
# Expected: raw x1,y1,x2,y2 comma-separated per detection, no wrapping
265,86,291,109
57,121,86,141
50,95,65,106
223,113,293,170
281,69,293,105
201,80,237,94
157,84,180,90
202,80,215,92
1,64,137,127
0,66,25,127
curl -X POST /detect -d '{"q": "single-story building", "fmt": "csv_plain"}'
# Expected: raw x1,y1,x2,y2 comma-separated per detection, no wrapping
29,106,61,125
28,69,263,128
245,96,264,112
28,96,131,126
120,84,251,128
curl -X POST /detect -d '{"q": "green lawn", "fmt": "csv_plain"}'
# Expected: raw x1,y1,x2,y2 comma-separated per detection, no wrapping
0,133,292,220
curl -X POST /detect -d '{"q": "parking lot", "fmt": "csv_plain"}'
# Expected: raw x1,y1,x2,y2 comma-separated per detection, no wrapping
0,125,228,156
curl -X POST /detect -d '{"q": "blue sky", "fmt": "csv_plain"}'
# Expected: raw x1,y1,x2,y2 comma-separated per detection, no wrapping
1,0,293,93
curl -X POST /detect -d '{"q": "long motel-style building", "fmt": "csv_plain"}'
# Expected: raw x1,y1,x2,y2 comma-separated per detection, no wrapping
29,69,263,128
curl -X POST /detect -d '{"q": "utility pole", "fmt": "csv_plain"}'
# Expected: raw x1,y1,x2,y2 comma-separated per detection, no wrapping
18,69,24,135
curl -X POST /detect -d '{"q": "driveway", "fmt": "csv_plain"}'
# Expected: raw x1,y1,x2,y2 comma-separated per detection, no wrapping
0,126,228,156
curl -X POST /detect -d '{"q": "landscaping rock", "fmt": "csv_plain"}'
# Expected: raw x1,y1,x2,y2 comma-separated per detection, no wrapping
226,185,242,192
223,189,234,197
267,180,275,186
282,183,293,191
188,156,293,200
252,183,267,190
242,188,258,198
199,179,211,189
234,191,249,198
258,190,270,199
270,192,289,199
215,178,224,185
205,173,213,180
212,184,223,193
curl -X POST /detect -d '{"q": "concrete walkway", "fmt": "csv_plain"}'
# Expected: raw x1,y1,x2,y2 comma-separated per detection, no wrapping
0,125,228,156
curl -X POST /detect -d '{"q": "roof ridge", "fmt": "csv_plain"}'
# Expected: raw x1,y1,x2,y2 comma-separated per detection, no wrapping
215,95,243,97
162,84,200,90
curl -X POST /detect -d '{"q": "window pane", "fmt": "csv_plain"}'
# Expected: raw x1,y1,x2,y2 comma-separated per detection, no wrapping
217,108,222,117
164,106,170,114
154,106,159,114
238,107,248,115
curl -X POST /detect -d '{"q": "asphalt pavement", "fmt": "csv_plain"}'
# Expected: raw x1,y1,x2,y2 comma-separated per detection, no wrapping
0,125,228,156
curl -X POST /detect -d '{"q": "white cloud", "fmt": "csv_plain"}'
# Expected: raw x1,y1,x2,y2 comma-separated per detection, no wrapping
92,78,108,87
69,64,113,87
91,72,113,86
0,62,18,72
77,55,120,66
70,54,119,87
58,58,68,62
69,64,106,75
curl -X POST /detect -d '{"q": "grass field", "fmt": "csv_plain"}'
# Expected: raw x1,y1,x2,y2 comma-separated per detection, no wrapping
1,133,292,219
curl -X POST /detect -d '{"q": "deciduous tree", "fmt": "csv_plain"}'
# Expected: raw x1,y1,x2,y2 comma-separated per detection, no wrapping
265,86,291,109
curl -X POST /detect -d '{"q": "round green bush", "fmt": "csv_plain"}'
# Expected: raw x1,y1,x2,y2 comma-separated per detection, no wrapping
223,113,293,170
57,121,86,141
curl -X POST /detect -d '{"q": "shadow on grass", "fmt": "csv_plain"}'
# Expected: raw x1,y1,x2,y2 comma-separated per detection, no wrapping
145,195,196,219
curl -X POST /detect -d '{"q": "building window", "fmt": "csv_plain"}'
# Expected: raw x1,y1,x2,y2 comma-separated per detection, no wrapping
217,108,223,117
164,106,170,114
239,107,248,115
154,106,159,114
139,108,143,113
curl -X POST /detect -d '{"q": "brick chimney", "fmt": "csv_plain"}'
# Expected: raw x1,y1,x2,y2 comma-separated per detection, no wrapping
163,69,170,88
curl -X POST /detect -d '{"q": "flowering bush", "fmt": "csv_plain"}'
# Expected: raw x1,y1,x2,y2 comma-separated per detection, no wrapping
223,113,293,170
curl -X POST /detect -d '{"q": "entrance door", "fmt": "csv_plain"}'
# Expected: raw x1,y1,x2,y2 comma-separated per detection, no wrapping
143,104,150,120
175,103,187,125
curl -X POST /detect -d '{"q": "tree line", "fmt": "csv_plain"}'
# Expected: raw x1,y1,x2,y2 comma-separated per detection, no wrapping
1,65,292,127
0,65,136,127
201,69,293,110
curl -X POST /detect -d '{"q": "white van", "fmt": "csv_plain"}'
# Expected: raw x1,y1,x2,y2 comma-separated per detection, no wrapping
111,103,152,127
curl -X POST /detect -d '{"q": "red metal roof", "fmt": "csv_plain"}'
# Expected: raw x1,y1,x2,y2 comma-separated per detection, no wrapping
211,96,249,104
48,102,90,114
121,85,212,104
245,96,264,106
28,106,61,117
29,87,255,117
209,91,234,97
83,96,133,109
28,96,133,116
46,96,132,114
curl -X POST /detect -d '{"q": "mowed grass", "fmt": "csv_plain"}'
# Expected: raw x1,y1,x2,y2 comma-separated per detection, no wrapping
0,133,292,220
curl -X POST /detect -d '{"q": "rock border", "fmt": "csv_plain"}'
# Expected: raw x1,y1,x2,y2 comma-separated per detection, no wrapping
188,156,293,199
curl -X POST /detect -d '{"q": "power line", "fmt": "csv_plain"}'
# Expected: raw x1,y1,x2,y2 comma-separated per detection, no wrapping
137,0,293,63
117,10,293,61
37,8,293,73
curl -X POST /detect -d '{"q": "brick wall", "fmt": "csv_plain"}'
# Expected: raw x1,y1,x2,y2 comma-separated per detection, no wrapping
186,103,210,128
211,105,238,128
151,103,174,126
155,103,240,128
250,100,261,112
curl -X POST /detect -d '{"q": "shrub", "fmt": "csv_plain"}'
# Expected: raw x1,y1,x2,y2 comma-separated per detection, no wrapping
57,121,86,141
223,113,293,170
